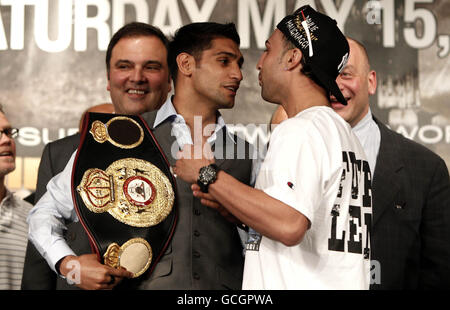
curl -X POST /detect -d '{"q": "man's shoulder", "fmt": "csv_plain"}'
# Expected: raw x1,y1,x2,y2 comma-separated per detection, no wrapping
140,110,158,126
375,117,446,164
44,133,80,150
10,192,34,213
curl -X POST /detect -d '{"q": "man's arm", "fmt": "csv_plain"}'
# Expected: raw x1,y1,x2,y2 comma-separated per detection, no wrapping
420,158,450,289
174,145,309,246
34,142,54,203
28,152,133,289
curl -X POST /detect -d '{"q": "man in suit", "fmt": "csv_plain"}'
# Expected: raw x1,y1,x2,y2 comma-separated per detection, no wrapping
21,22,172,289
330,37,450,289
27,22,253,290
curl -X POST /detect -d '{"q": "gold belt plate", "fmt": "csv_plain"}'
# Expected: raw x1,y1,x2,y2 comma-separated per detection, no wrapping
104,238,152,278
89,116,144,149
77,158,174,227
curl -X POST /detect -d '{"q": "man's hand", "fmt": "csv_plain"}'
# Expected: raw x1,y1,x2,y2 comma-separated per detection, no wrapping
174,144,214,184
58,254,133,290
191,183,241,225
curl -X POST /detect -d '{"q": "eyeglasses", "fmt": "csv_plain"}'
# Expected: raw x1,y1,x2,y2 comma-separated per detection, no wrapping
0,128,19,139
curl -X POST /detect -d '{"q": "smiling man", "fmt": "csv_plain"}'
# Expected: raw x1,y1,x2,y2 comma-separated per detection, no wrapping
106,33,171,115
331,38,450,289
22,22,172,290
0,104,33,290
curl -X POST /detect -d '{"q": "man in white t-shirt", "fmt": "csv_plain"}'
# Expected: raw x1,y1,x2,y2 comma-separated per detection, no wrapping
174,5,373,289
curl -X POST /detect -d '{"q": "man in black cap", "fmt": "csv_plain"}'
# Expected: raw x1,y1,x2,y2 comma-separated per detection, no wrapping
174,5,373,289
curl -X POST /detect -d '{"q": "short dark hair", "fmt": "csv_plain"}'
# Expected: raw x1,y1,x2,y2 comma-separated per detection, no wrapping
0,103,4,114
168,22,240,85
106,22,169,77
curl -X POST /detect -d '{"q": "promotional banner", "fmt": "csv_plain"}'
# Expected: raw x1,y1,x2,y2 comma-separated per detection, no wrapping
1,0,449,195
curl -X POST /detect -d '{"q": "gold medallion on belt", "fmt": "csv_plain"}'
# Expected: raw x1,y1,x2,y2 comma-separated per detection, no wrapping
103,238,152,278
76,158,174,227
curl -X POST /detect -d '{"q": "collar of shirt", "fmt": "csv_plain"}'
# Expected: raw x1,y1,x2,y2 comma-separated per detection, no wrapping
352,108,381,174
0,188,14,229
153,96,236,149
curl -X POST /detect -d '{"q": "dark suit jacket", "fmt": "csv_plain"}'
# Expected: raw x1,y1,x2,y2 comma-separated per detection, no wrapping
370,118,450,289
22,113,253,290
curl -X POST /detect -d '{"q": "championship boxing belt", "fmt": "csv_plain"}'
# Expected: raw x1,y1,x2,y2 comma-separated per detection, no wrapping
72,112,177,279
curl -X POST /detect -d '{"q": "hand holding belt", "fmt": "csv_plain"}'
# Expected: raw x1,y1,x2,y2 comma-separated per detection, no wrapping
73,112,177,279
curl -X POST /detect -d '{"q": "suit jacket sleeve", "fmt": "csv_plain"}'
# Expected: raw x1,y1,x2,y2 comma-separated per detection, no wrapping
22,143,57,289
420,157,450,289
34,143,54,203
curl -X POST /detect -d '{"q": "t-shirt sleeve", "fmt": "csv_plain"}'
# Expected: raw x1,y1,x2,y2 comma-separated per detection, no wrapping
258,120,326,226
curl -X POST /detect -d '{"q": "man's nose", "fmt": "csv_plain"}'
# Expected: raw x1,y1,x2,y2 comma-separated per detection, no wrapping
0,133,13,145
336,76,344,90
256,53,265,71
230,64,243,82
130,67,145,82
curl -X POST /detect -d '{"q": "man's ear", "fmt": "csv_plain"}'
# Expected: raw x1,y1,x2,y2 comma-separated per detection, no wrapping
176,53,195,77
168,78,172,93
106,71,111,91
368,70,377,95
284,48,302,71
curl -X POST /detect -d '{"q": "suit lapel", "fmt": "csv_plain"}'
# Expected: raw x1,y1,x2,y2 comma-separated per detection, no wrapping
212,131,238,171
142,111,178,166
372,117,404,226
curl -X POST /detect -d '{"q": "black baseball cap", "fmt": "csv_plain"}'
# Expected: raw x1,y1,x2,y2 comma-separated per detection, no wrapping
277,5,349,105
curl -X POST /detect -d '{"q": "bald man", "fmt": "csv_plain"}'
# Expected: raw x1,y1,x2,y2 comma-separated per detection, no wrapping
331,38,450,289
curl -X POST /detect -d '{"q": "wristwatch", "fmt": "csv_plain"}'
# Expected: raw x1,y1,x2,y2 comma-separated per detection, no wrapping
197,164,219,193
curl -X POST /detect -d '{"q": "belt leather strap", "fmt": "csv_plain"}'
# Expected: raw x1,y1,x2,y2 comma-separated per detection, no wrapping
72,112,177,279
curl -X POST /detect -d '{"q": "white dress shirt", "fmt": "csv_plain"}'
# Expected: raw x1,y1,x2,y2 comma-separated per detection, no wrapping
351,109,381,174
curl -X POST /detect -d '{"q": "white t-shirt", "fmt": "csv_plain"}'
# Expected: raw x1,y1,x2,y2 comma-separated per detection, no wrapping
243,106,372,290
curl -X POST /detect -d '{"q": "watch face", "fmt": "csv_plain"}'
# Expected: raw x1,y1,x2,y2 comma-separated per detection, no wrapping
199,166,215,183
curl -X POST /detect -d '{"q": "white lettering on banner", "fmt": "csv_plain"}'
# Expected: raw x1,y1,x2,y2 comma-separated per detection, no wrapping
238,0,286,49
0,0,448,55
1,0,34,50
14,124,450,153
74,0,111,51
396,125,450,145
17,127,78,147
34,0,72,52
320,0,354,31
152,0,182,34
403,0,436,49
112,0,149,34
295,0,316,11
0,3,7,49
181,0,217,23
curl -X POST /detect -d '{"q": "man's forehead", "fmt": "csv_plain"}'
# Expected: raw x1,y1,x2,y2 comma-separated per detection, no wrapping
208,37,243,57
0,113,11,127
268,29,283,44
347,40,370,71
112,35,167,55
